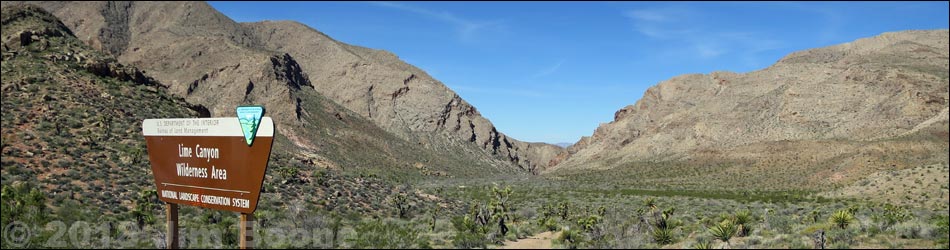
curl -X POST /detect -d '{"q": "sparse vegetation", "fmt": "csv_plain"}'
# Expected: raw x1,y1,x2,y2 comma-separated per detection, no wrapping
936,215,949,249
2,4,947,250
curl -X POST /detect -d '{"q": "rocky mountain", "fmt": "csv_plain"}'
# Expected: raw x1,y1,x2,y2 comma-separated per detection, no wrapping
7,1,565,174
1,4,452,219
552,30,949,191
1,4,205,210
241,21,565,173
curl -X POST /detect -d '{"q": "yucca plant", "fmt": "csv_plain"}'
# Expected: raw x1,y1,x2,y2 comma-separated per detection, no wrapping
651,207,681,245
644,197,658,211
577,215,601,233
830,209,855,229
692,238,713,249
653,227,675,245
709,219,738,246
734,210,753,237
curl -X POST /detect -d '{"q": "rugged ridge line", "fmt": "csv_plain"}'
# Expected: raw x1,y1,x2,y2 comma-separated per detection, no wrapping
11,1,565,173
553,30,949,189
240,20,566,173
7,1,548,175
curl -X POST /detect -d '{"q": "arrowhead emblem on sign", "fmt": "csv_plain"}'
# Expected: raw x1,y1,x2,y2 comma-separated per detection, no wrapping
236,106,265,146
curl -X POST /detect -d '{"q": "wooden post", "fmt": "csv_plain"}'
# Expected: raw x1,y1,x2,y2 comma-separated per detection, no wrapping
240,213,254,249
166,203,179,249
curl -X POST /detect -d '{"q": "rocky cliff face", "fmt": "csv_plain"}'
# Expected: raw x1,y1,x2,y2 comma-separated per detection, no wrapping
10,1,564,173
6,1,305,137
241,21,564,173
1,5,461,218
555,30,949,179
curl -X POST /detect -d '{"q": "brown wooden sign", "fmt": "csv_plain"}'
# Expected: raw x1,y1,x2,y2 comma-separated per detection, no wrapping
142,117,274,214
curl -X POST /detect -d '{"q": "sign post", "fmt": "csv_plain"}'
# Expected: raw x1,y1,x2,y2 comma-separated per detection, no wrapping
166,203,178,249
143,106,273,249
240,213,254,249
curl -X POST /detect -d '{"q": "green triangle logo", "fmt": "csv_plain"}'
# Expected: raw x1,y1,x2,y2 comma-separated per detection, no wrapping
236,106,265,146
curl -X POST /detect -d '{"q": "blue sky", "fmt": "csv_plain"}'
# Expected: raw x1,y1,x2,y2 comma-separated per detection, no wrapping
209,1,949,144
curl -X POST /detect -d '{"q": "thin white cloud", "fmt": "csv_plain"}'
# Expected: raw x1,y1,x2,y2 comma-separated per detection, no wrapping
369,1,502,42
530,59,566,79
625,6,785,61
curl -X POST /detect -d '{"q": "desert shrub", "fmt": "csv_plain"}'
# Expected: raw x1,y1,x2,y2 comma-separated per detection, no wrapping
871,204,912,231
652,227,675,245
650,207,681,245
894,222,923,239
450,218,487,249
556,228,585,249
450,185,515,247
734,210,754,237
129,189,158,229
391,193,412,219
691,237,713,249
1,182,49,225
935,215,949,249
765,210,793,233
537,216,559,231
0,183,51,248
826,228,856,248
577,215,601,233
830,209,855,229
558,201,571,220
347,219,430,249
709,219,737,246
829,241,851,249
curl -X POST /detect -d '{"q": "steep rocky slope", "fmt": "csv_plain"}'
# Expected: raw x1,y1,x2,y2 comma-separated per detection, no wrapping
1,4,453,219
1,4,205,210
241,21,564,173
552,30,949,191
7,1,565,173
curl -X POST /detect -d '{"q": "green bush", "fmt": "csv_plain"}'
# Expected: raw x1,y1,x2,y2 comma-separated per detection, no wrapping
872,204,912,231
734,210,754,237
1,183,50,249
538,217,558,231
935,215,949,249
650,207,681,245
709,219,737,246
347,219,430,249
557,228,585,249
827,228,856,248
451,229,487,249
652,227,675,245
691,237,713,249
391,193,412,219
1,182,49,225
765,210,792,233
830,210,855,230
